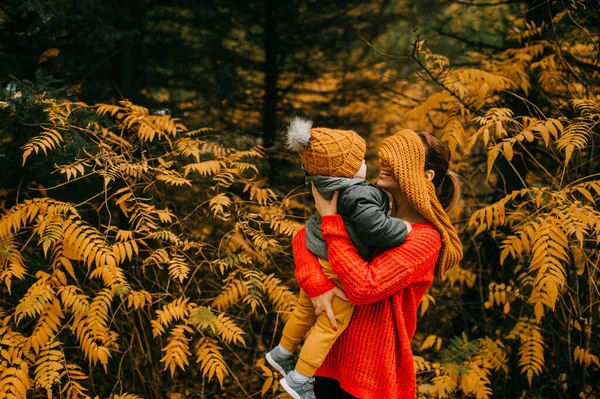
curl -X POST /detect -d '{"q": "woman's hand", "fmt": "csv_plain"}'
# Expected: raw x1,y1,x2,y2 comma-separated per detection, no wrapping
310,286,348,330
311,183,339,216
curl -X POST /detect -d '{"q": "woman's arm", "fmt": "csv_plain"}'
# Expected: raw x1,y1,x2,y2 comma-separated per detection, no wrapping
322,214,441,305
293,228,336,297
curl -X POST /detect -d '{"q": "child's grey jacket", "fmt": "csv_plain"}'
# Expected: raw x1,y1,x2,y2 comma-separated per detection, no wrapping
305,175,409,261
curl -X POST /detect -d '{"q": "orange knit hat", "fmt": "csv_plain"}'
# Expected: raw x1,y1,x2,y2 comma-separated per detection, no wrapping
286,117,366,178
378,129,463,280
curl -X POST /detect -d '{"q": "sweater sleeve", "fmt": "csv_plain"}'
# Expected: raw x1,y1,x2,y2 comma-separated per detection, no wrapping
321,214,441,305
293,228,337,298
340,185,408,248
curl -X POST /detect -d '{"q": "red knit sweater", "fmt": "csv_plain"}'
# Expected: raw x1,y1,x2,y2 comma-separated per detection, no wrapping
293,215,442,399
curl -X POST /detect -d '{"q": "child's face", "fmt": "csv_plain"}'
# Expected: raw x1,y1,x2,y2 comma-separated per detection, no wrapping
354,160,367,179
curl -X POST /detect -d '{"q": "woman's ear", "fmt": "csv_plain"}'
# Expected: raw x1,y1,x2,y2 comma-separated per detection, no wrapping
424,169,435,181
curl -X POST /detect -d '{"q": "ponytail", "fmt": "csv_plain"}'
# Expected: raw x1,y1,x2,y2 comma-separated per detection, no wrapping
415,131,462,213
438,171,461,212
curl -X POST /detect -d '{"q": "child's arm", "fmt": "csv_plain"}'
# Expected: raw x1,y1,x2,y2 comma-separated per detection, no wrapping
293,228,336,298
339,185,410,248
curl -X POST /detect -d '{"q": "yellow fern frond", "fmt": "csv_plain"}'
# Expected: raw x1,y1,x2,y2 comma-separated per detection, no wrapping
572,99,600,120
212,171,236,188
478,338,509,373
268,219,303,236
508,21,545,43
21,128,64,166
151,297,190,337
195,337,228,388
574,346,600,368
212,279,247,311
143,248,170,269
484,282,519,314
112,240,139,264
469,188,530,232
58,285,90,315
168,254,190,283
72,289,113,371
183,160,222,177
507,318,544,386
445,265,477,289
126,290,152,310
160,324,193,377
59,363,89,399
228,146,265,161
213,313,245,346
414,355,433,374
33,341,64,395
14,276,55,325
0,237,26,294
527,218,569,321
112,394,143,399
0,361,31,399
430,375,458,397
556,121,591,165
209,194,232,216
25,299,64,354
188,306,218,331
55,162,88,181
262,274,296,321
146,230,180,245
95,104,122,117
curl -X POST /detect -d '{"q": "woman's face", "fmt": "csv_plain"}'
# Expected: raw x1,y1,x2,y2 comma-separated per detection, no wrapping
376,158,399,190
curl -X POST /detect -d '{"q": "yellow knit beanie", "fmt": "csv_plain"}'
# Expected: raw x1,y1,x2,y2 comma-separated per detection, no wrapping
378,129,463,280
287,117,366,178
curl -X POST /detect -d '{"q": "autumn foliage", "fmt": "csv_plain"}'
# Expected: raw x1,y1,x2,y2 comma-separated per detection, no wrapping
1,1,599,399
1,99,304,398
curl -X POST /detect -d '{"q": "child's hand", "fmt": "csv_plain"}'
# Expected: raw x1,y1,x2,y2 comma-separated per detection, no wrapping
311,183,339,216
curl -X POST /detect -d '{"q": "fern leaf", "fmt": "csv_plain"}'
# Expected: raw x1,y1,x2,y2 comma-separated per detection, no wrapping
14,276,55,325
126,290,152,310
21,128,64,166
25,299,64,354
168,254,190,283
0,362,31,399
183,160,222,177
507,318,545,386
195,337,228,388
59,364,89,399
212,313,245,346
33,341,64,394
160,324,193,377
151,297,190,337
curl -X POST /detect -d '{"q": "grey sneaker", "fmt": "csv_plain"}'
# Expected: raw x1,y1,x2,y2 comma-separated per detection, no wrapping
265,347,295,376
280,374,316,399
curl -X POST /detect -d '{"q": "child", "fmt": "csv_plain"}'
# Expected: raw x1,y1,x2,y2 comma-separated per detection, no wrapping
266,117,411,399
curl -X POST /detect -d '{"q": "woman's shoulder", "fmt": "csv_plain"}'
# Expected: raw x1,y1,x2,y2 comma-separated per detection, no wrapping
409,222,442,239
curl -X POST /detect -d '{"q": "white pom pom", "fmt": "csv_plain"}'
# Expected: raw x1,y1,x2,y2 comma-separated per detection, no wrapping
286,117,313,152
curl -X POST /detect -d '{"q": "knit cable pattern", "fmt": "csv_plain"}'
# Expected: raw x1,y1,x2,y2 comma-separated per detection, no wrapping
300,127,366,178
378,129,463,279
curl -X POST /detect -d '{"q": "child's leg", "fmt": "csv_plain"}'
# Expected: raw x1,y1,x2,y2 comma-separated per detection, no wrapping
279,290,318,352
295,294,355,377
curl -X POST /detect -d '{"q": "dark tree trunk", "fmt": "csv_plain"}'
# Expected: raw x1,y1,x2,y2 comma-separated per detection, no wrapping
263,0,279,179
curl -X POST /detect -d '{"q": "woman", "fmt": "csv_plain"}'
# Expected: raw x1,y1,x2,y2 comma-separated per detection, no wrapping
292,129,463,398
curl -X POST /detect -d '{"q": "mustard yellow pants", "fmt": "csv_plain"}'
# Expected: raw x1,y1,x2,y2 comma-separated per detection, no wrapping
279,258,355,377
